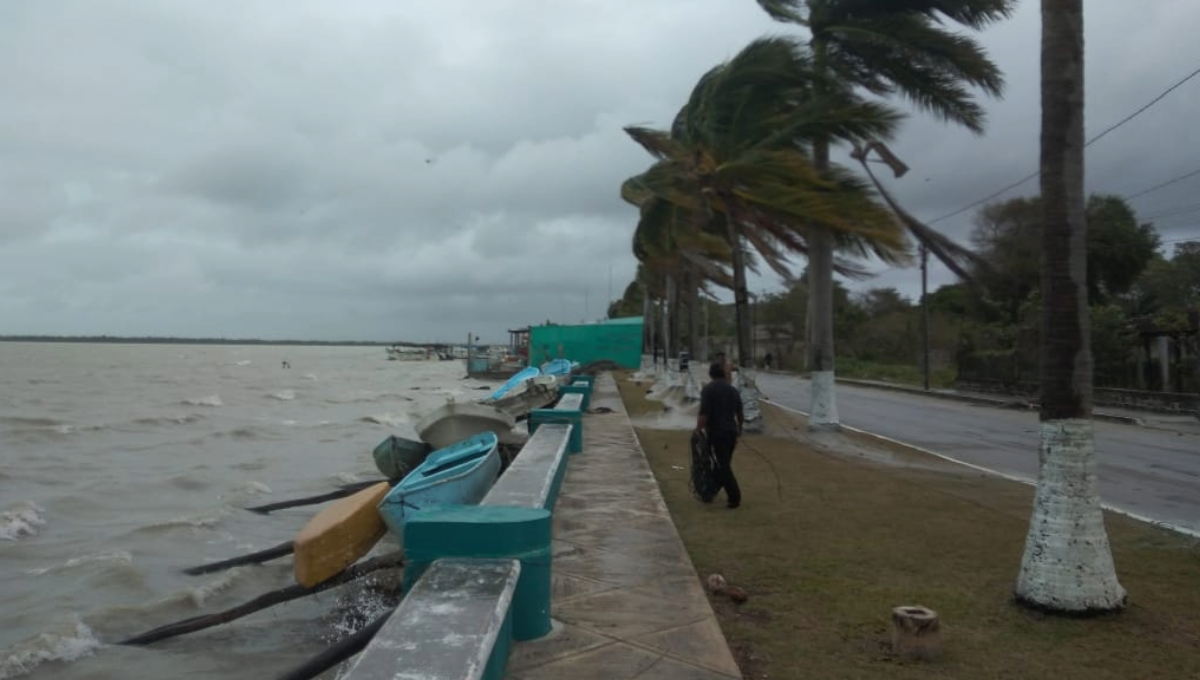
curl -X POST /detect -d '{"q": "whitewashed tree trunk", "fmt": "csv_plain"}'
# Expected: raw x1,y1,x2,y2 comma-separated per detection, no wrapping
1016,419,1125,610
1017,0,1124,613
807,226,839,429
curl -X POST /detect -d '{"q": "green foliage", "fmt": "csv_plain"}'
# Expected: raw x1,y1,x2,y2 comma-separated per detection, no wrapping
970,194,1161,317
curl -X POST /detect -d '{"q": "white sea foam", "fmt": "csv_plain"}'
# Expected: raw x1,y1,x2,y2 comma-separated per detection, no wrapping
302,373,318,381
182,395,223,407
268,389,295,401
359,413,406,427
26,550,134,576
0,617,101,680
0,502,45,541
234,360,252,366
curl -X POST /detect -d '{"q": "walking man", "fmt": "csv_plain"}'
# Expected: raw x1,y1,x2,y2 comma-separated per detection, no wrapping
696,361,744,509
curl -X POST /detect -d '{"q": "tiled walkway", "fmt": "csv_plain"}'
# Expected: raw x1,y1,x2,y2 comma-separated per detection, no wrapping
506,374,741,680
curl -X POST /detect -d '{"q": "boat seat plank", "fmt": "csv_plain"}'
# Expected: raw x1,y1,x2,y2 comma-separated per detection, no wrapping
483,423,570,510
345,558,521,680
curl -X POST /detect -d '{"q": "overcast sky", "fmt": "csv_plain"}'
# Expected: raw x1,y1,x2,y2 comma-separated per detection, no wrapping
2,1,1198,342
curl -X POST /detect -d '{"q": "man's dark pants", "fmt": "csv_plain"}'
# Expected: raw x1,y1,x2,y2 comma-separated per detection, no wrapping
707,431,741,507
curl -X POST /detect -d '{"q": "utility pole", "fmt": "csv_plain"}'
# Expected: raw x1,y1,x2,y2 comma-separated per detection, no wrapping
920,245,931,391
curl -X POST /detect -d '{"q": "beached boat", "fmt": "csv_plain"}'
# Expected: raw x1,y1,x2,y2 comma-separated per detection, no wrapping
487,375,559,419
293,481,390,587
372,435,432,482
377,431,501,538
488,366,540,401
540,358,574,377
414,400,516,450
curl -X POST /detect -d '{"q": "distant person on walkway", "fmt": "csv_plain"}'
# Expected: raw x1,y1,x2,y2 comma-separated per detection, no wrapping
763,353,772,371
696,362,744,509
713,351,731,379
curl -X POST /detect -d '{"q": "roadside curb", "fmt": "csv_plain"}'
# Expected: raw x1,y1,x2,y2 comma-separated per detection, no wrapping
761,399,1200,541
830,377,1146,427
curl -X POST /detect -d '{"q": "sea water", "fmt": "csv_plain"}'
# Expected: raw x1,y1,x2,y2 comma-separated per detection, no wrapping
0,342,502,679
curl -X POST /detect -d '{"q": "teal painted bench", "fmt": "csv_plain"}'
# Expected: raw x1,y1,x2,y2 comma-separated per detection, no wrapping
527,392,584,454
344,558,521,680
484,422,571,512
400,423,574,644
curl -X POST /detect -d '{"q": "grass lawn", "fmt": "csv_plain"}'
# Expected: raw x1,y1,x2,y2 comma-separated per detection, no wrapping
616,372,1200,680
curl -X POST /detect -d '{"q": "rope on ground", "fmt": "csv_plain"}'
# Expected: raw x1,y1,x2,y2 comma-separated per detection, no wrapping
740,439,784,502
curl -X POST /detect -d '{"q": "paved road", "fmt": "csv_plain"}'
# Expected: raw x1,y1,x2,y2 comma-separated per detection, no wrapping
757,372,1200,536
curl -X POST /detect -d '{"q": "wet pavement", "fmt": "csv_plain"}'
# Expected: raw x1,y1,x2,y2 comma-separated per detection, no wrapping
506,373,742,680
757,371,1200,536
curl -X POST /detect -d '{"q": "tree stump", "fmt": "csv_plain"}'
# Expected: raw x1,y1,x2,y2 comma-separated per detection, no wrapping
891,605,941,661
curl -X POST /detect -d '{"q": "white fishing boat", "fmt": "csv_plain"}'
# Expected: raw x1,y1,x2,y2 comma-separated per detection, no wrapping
485,375,560,419
415,399,517,450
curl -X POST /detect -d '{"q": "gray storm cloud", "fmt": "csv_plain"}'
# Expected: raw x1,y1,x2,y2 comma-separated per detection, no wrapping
1,0,1198,340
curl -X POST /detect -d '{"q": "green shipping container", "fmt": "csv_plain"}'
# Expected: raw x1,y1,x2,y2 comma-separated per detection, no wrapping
529,317,643,369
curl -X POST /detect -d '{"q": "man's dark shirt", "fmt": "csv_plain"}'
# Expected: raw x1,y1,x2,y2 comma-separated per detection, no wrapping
699,380,742,438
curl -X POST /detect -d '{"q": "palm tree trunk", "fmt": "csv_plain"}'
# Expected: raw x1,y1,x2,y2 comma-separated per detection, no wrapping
687,267,700,358
1015,0,1125,614
661,277,672,366
808,138,840,429
642,287,652,359
723,214,753,368
669,273,682,363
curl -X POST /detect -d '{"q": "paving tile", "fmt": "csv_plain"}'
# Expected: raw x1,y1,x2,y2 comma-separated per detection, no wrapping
552,571,615,603
632,617,743,677
507,620,616,674
554,587,711,638
510,640,739,680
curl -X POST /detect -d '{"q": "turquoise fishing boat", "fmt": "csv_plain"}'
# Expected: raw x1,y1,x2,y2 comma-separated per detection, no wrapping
540,358,574,377
487,366,541,401
376,431,501,538
372,435,432,483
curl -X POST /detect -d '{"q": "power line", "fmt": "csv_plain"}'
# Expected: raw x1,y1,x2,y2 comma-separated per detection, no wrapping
926,63,1200,225
1124,166,1200,201
1086,65,1200,146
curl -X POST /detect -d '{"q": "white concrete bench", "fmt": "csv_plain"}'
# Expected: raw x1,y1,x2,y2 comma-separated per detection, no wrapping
483,422,571,511
555,392,584,412
344,558,521,680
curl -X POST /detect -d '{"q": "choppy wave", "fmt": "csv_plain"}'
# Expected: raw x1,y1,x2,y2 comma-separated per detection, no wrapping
268,390,295,401
232,480,272,496
181,395,223,407
302,373,318,381
130,413,206,427
0,617,101,680
358,414,407,427
0,416,63,428
333,472,364,485
86,567,252,634
234,360,252,366
0,502,45,541
26,550,134,576
132,511,224,535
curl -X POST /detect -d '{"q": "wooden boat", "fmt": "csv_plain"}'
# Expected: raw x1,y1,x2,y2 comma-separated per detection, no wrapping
372,435,432,482
415,400,516,450
488,366,541,401
293,481,390,587
377,431,501,538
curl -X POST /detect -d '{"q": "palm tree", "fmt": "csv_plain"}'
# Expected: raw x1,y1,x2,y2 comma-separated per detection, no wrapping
624,37,909,375
756,0,1016,428
622,173,734,367
1014,0,1125,614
